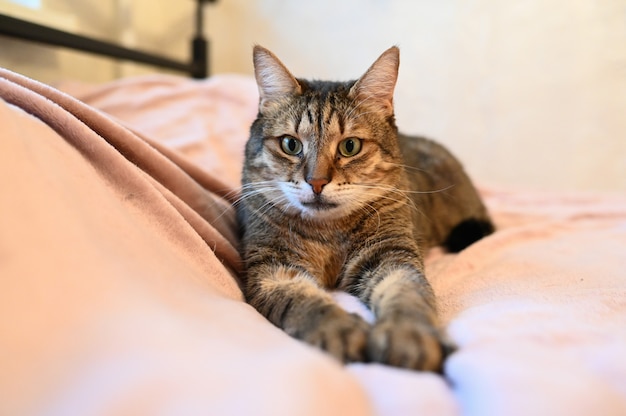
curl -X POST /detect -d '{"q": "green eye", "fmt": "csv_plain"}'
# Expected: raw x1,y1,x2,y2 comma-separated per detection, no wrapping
280,136,303,156
338,137,362,157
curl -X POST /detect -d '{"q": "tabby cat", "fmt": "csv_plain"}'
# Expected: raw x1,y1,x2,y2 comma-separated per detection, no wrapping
237,45,494,372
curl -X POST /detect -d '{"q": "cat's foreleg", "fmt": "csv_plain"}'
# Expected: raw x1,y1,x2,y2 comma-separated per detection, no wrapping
366,266,450,371
245,263,370,363
344,246,451,372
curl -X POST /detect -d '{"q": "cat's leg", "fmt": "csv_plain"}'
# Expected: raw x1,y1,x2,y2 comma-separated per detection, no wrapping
367,267,450,371
245,263,370,363
344,246,450,372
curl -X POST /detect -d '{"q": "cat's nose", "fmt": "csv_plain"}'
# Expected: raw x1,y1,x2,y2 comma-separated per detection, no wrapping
307,178,329,195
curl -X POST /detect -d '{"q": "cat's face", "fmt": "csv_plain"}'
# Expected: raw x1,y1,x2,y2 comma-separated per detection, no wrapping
243,46,404,222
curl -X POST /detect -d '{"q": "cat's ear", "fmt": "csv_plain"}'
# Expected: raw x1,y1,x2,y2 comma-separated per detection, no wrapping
350,46,400,116
253,45,302,112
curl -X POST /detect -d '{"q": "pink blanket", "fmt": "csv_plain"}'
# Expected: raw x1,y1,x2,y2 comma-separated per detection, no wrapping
1,68,625,415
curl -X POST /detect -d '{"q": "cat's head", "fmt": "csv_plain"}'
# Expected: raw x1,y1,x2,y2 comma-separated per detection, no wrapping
243,46,405,222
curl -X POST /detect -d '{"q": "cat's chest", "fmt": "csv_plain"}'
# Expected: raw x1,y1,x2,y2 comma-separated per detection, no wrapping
288,231,350,289
305,243,346,289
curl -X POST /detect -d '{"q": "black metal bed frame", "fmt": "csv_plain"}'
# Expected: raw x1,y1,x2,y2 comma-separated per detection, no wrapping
0,0,216,78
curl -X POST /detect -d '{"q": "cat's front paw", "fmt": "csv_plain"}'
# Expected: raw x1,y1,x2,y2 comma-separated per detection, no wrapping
367,317,452,372
300,310,370,364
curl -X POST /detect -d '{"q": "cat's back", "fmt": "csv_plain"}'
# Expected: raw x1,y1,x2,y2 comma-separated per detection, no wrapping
398,134,463,177
397,133,493,251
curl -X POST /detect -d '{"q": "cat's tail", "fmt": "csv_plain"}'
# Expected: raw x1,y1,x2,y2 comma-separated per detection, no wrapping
443,218,495,253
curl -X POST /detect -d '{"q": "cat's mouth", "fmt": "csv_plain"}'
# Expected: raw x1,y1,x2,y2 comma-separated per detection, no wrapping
301,199,339,211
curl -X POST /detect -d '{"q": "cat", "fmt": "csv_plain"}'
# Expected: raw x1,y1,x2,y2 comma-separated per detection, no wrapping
236,45,494,372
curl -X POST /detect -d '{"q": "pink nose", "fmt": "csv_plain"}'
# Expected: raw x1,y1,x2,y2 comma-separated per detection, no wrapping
307,178,329,195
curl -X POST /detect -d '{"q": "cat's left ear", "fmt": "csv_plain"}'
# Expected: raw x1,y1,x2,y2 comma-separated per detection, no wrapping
253,45,302,113
350,46,400,116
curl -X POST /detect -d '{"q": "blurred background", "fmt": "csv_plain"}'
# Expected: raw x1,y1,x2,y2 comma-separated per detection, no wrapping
1,0,625,192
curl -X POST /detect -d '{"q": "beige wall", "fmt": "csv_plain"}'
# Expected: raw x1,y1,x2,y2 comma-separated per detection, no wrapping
1,0,624,192
207,0,626,192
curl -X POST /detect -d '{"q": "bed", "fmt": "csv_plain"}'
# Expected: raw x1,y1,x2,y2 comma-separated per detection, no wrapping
1,7,626,416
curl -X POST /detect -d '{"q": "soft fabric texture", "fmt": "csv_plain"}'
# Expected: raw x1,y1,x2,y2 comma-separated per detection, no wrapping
1,68,625,415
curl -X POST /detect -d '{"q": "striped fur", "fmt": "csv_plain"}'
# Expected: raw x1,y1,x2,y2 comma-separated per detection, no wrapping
237,46,494,371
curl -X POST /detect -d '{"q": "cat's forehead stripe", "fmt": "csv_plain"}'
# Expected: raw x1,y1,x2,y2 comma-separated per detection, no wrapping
293,93,347,140
294,111,303,135
316,98,325,138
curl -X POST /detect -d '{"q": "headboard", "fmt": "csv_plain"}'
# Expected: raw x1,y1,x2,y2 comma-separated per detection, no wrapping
0,0,216,78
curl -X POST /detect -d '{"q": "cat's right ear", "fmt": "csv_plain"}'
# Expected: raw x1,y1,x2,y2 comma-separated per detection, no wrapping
253,45,302,112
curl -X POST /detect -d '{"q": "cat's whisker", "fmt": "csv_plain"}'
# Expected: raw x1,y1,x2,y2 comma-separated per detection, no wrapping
210,204,236,225
228,182,282,208
354,183,456,195
385,162,432,175
347,110,379,122
210,184,281,224
344,100,366,122
357,199,382,232
362,193,417,216
233,187,279,206
246,195,290,224
345,93,378,123
347,188,427,219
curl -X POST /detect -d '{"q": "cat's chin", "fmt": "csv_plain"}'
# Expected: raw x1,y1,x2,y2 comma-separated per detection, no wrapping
294,201,352,221
301,201,339,211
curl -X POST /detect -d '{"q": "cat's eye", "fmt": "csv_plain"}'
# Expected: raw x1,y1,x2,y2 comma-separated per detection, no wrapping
280,136,303,156
338,138,362,157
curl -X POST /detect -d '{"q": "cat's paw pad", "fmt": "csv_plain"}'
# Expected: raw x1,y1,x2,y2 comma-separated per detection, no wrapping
367,318,450,372
302,311,370,363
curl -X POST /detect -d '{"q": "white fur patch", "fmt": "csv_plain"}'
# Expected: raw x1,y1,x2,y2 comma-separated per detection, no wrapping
332,291,375,324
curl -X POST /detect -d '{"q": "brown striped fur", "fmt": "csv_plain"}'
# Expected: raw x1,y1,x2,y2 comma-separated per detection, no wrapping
237,46,494,371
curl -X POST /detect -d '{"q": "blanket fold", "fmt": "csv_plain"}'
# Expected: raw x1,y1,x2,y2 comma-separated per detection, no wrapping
0,68,242,277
